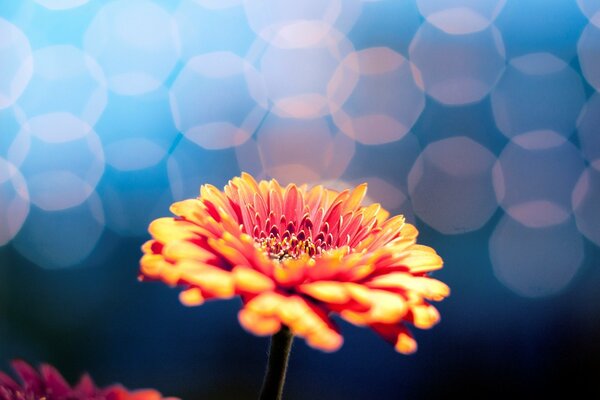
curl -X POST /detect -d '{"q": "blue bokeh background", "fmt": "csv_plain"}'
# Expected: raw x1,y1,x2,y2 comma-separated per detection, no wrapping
1,0,599,398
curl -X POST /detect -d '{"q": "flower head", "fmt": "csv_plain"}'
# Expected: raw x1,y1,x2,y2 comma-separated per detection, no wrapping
141,173,449,354
0,360,176,400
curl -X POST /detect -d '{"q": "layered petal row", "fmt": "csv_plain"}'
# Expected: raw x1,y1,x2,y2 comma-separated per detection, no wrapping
141,173,449,354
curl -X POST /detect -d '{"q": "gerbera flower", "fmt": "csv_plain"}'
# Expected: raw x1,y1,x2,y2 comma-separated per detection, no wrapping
140,173,449,354
0,360,176,400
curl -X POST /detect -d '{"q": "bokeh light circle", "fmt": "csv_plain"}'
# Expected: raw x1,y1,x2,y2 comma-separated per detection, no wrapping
0,106,25,158
84,0,180,95
0,157,29,246
408,136,498,234
170,51,268,150
491,52,585,140
409,22,505,105
416,0,507,35
578,23,600,92
577,92,600,167
490,214,584,298
194,0,242,9
16,45,107,125
328,47,425,145
572,166,600,247
104,138,166,172
174,0,255,61
493,134,585,228
0,18,33,110
236,114,355,184
250,23,354,118
8,112,105,211
343,132,422,192
12,192,105,269
34,0,90,10
576,0,600,27
96,87,177,172
244,0,360,42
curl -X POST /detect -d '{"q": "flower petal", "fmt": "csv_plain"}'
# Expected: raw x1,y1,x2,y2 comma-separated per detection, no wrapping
148,218,207,243
238,308,282,336
179,288,204,306
366,273,450,301
342,183,368,212
232,266,275,294
371,323,418,355
410,303,441,329
340,289,408,325
177,261,235,298
40,364,72,395
397,248,444,273
11,360,43,392
298,281,350,304
273,257,308,286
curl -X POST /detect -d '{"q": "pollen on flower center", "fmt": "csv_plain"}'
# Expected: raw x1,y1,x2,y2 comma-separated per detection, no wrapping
249,207,337,261
256,233,323,261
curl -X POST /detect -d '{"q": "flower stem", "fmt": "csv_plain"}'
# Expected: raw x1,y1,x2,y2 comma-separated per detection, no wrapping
259,326,294,400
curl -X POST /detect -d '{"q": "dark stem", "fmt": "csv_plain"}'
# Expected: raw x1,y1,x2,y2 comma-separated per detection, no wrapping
259,326,294,400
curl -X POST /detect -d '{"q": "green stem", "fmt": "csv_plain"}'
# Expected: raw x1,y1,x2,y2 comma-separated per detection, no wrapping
259,326,294,400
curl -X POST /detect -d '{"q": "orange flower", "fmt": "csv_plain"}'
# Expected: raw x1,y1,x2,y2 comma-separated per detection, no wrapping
141,173,449,354
0,360,177,400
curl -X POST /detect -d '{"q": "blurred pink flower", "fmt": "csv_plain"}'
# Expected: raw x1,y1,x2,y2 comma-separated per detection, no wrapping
0,360,177,400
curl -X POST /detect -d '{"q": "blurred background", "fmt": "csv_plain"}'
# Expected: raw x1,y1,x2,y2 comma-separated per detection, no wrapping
1,0,599,398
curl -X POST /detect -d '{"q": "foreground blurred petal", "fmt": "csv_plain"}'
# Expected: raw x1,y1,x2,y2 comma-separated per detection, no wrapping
0,361,176,400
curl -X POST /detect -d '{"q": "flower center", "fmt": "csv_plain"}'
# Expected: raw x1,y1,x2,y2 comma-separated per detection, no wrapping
256,233,322,261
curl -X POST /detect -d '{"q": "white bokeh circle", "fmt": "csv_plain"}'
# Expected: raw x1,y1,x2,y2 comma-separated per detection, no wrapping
577,92,600,167
249,23,354,118
16,45,107,125
174,0,255,62
328,47,425,145
12,191,105,269
244,0,361,42
0,157,29,246
572,166,600,247
0,106,25,158
493,133,585,228
236,114,355,184
416,0,507,35
408,136,498,234
170,51,268,150
104,138,166,172
490,214,584,298
0,18,33,110
193,0,242,9
491,52,585,140
8,113,105,211
84,0,180,95
34,0,90,10
576,0,600,27
409,22,505,105
97,87,176,171
578,23,600,91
